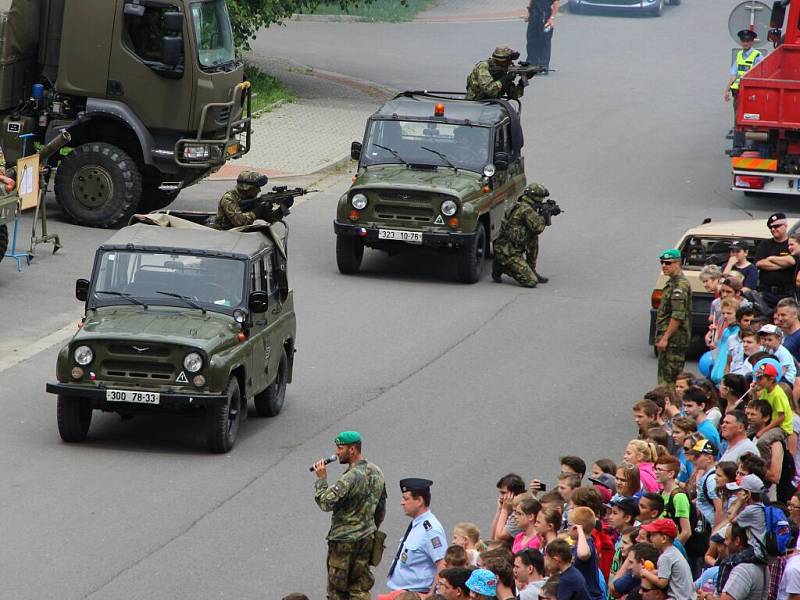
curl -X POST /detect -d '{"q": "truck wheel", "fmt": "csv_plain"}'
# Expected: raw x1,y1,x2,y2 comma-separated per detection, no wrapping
254,350,288,417
457,222,486,284
649,0,664,16
57,395,92,442
0,223,7,264
206,376,241,453
336,235,364,274
138,187,180,213
55,142,142,228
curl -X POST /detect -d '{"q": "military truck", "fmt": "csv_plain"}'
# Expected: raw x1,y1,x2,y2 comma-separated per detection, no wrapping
0,0,251,228
46,215,296,452
334,91,527,283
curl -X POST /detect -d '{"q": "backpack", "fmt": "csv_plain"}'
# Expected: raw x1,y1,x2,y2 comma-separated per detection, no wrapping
671,477,710,557
762,504,792,557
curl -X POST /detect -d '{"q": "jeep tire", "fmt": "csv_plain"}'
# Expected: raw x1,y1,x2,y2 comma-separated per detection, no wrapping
336,235,364,274
456,222,486,284
57,395,92,442
0,223,7,264
254,349,288,417
55,142,142,229
206,376,242,453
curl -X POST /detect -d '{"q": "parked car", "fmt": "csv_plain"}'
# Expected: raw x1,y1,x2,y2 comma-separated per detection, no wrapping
569,0,678,17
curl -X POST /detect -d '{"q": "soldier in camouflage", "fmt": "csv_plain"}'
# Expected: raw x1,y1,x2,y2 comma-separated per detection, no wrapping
655,249,692,386
212,170,268,230
465,45,525,101
313,431,387,600
491,183,550,288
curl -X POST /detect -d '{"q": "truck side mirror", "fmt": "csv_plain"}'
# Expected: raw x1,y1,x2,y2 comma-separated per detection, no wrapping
771,1,786,27
75,278,89,302
161,37,183,67
494,152,509,171
162,11,184,32
249,290,269,313
351,141,362,161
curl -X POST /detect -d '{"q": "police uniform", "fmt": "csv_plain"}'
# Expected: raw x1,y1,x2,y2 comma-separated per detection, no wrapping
387,478,447,593
213,170,268,230
729,30,763,151
465,46,524,101
655,249,692,385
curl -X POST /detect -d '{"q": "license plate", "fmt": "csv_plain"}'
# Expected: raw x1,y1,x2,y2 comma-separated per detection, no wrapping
226,143,240,157
378,229,423,244
106,389,160,405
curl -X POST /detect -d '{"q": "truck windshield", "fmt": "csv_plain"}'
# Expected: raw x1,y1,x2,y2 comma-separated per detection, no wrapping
93,251,245,310
190,0,235,70
362,120,491,173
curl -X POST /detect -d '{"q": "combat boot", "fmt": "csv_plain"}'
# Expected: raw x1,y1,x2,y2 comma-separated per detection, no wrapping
491,260,503,283
533,271,548,284
520,280,538,288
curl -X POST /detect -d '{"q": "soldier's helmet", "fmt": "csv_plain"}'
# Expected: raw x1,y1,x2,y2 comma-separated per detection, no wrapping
236,170,268,191
523,182,550,199
491,45,517,65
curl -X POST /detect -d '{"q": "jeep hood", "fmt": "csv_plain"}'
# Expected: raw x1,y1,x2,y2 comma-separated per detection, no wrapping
353,164,484,199
76,306,238,351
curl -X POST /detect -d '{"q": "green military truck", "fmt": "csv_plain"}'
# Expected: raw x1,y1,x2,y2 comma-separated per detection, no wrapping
334,91,527,283
0,0,250,228
46,215,296,452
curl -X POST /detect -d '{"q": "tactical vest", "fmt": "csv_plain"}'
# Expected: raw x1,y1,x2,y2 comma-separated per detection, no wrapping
730,48,762,91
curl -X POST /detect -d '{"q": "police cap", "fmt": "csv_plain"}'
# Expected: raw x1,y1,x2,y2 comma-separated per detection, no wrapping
737,29,757,41
237,170,269,189
400,478,433,494
523,182,549,198
492,45,516,62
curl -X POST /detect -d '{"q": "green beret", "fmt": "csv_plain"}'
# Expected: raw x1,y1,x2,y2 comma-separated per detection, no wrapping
659,249,681,261
335,431,361,445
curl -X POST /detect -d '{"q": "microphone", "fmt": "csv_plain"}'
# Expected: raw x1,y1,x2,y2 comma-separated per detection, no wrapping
309,454,337,472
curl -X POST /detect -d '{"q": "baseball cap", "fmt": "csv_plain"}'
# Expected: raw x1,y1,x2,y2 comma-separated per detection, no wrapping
756,363,779,378
688,438,718,456
767,212,788,227
593,484,612,504
729,240,749,251
758,324,783,337
588,473,617,494
659,249,681,261
726,473,765,493
608,496,640,518
641,518,678,539
466,568,498,597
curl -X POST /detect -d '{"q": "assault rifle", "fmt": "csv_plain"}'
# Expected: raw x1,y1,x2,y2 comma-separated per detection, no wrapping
240,186,317,222
504,61,550,89
534,198,563,226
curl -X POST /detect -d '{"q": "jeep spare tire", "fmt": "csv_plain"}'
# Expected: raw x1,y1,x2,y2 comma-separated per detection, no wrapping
55,142,142,228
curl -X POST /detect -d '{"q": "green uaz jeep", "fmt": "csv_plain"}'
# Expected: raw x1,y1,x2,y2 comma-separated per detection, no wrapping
334,91,527,283
46,215,296,452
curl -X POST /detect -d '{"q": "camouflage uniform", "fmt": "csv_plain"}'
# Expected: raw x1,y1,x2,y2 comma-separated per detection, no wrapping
212,170,266,230
655,270,692,385
315,459,387,600
492,183,548,287
465,46,524,101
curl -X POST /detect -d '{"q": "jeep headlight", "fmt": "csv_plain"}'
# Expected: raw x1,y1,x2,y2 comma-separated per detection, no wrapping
183,352,203,373
351,193,368,210
74,345,93,366
441,199,458,216
182,143,210,160
483,164,496,177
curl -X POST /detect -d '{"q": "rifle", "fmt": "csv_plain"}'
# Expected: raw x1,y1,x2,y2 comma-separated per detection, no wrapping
535,198,563,226
506,61,551,88
239,186,317,221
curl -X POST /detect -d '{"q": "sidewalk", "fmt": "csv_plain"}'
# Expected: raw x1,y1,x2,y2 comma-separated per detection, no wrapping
210,57,394,181
415,0,527,22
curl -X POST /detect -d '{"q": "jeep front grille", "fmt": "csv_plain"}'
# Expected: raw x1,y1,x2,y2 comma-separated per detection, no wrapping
102,360,174,381
375,204,434,222
378,191,431,203
108,344,171,357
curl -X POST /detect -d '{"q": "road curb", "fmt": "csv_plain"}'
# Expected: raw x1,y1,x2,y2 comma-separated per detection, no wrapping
291,13,368,22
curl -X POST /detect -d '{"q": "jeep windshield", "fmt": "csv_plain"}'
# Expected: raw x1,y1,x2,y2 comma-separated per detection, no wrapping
190,0,236,70
91,251,245,311
680,235,766,269
362,120,491,173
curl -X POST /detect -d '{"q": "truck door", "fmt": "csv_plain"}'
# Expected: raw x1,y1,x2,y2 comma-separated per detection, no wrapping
488,123,515,240
108,1,192,131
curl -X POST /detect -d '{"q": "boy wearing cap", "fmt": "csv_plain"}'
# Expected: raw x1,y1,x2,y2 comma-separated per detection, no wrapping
690,439,725,529
755,213,794,309
464,568,499,599
727,474,768,563
655,249,692,386
753,361,797,457
725,241,758,291
638,519,695,600
757,325,797,385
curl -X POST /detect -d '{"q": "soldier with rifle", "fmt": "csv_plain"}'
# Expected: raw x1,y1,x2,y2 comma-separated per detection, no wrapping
213,170,314,230
465,46,526,101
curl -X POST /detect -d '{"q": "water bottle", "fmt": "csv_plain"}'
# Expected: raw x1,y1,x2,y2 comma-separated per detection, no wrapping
543,23,552,33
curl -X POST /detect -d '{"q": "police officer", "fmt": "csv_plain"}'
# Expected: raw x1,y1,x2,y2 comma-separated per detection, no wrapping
724,29,763,153
213,170,270,230
492,183,550,288
655,249,692,386
526,0,559,71
386,478,447,596
313,431,387,600
465,46,524,101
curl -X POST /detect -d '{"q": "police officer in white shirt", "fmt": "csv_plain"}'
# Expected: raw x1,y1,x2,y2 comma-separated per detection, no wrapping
387,478,447,595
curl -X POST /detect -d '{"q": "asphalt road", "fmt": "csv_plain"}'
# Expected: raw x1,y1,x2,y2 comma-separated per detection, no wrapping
1,1,795,598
